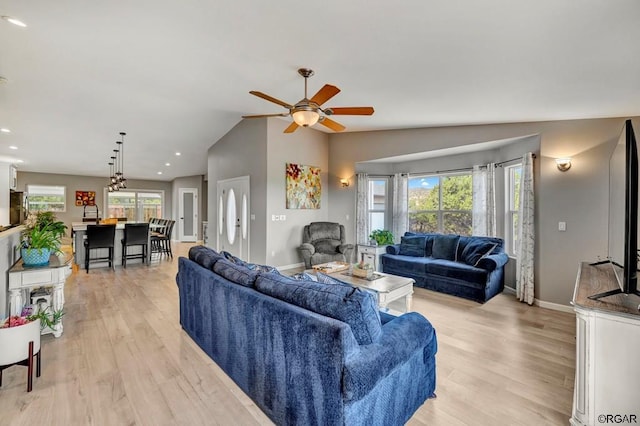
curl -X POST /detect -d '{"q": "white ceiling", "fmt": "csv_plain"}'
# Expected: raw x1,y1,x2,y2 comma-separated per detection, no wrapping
1,0,639,181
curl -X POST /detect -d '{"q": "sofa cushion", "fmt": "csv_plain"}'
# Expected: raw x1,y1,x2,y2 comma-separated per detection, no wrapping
255,274,382,345
290,271,317,281
213,258,259,288
431,235,460,260
316,271,352,287
461,240,497,266
382,255,432,275
424,259,488,287
398,235,427,257
314,239,340,254
244,262,280,274
188,245,224,270
221,250,246,266
309,222,341,241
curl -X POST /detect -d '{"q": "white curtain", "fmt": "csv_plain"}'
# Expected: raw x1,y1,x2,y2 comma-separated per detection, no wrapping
392,173,408,243
516,152,535,305
471,163,496,236
356,173,370,244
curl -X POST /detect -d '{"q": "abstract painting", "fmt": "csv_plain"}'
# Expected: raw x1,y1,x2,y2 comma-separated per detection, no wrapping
286,163,321,209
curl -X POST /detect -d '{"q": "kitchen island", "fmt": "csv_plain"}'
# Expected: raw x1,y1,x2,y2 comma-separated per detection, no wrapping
72,222,150,269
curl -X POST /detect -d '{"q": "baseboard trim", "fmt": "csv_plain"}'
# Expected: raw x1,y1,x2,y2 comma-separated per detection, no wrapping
277,262,305,272
503,286,574,313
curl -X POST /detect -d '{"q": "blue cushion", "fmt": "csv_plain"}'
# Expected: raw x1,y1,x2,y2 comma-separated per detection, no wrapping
221,251,246,266
398,235,427,257
461,240,497,266
255,274,382,345
424,259,488,287
382,255,432,275
431,235,460,260
316,272,352,287
212,258,259,288
188,245,223,270
244,262,279,274
290,271,317,281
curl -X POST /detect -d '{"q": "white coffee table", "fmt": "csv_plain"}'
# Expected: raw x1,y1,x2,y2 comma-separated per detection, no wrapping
320,270,414,315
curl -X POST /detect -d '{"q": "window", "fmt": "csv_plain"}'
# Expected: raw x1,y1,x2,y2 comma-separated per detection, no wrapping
26,185,66,212
107,190,163,222
505,164,522,255
367,177,389,235
408,173,473,235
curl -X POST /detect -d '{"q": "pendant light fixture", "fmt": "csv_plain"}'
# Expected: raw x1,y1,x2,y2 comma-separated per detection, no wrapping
106,131,127,192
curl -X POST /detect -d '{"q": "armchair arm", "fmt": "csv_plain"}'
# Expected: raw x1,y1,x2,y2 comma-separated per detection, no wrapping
386,244,401,255
476,252,509,271
342,312,437,402
337,243,354,254
299,243,315,255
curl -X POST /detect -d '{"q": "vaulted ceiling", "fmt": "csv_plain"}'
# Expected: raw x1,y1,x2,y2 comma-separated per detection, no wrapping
1,1,639,181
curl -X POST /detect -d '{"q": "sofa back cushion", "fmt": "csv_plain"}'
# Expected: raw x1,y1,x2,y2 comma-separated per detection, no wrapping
403,232,437,256
398,235,427,257
460,240,498,266
213,258,260,288
308,222,342,241
431,234,460,260
255,274,382,345
457,236,505,260
188,245,224,270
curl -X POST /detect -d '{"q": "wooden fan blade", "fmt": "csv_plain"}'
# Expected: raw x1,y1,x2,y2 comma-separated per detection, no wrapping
326,107,374,116
310,84,340,106
319,117,346,132
284,122,299,133
242,113,289,119
249,91,293,109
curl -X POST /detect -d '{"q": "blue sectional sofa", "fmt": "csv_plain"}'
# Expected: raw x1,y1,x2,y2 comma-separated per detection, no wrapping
381,233,509,303
177,246,437,426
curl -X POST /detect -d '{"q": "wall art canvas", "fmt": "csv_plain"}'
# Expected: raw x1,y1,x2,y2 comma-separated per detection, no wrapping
75,191,96,206
286,163,321,209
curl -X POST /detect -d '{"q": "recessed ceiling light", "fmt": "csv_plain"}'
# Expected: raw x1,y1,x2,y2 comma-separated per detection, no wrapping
165,162,170,166
175,152,181,156
15,159,24,163
2,16,27,27
9,146,17,150
157,171,163,175
0,128,10,133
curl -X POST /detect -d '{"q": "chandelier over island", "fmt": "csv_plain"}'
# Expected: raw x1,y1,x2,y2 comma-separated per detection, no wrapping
107,132,127,192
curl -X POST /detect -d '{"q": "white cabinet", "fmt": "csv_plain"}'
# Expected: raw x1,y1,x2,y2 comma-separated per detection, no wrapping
357,245,388,272
571,263,640,426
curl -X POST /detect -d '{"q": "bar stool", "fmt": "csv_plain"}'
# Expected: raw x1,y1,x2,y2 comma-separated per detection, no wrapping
121,223,149,268
84,224,116,273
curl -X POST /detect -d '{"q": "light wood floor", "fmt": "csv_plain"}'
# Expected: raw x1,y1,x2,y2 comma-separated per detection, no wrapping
0,243,576,426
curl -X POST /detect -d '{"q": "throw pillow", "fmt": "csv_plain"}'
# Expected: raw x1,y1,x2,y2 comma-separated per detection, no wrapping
188,245,223,270
398,235,427,257
461,241,497,267
290,272,317,281
431,234,460,260
244,262,280,274
221,251,246,266
212,258,259,288
316,271,352,287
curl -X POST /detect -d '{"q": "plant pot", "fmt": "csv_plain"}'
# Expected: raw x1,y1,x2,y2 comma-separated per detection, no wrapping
21,248,51,266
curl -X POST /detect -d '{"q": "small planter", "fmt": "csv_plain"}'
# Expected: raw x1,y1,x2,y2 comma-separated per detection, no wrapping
21,248,51,266
0,318,41,392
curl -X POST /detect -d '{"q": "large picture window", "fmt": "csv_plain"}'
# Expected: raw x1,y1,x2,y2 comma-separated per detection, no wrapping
408,174,473,235
505,164,522,255
26,185,66,212
107,190,163,222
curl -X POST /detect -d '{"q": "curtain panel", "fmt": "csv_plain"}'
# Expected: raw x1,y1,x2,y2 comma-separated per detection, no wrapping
516,152,535,305
392,173,408,243
355,173,370,245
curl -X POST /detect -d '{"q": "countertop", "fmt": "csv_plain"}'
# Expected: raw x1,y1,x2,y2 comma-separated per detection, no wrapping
573,262,640,317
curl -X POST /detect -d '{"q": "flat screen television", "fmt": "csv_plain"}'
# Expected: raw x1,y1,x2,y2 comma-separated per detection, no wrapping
590,119,640,303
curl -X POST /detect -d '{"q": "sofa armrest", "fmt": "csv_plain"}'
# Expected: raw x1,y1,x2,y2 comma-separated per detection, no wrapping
386,244,401,255
342,312,436,402
299,243,315,255
338,243,354,254
476,252,509,271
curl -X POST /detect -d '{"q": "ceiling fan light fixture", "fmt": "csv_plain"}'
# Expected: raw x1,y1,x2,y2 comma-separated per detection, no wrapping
292,108,320,127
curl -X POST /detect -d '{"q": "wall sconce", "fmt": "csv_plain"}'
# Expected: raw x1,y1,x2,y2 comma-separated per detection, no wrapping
340,178,350,188
555,158,572,172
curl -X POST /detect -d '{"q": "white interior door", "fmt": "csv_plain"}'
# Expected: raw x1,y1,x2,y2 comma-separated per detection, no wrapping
217,176,250,261
179,188,198,242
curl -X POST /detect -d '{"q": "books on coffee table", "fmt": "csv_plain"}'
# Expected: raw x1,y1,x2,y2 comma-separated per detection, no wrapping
312,261,350,273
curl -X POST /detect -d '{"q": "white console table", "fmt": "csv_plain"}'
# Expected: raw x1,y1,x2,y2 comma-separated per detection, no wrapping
571,262,640,426
357,244,388,272
8,254,72,338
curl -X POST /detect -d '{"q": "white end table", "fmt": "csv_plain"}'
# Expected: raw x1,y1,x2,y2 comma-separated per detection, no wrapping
357,244,388,272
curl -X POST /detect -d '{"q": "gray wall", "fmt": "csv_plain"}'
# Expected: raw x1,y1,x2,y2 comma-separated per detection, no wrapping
208,119,268,263
266,119,329,267
16,171,173,236
171,175,205,240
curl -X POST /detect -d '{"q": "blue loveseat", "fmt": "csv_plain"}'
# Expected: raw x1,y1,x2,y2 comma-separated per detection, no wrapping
381,233,509,303
177,246,437,426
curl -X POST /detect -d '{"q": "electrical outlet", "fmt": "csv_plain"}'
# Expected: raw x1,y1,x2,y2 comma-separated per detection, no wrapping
558,221,566,231
279,215,286,221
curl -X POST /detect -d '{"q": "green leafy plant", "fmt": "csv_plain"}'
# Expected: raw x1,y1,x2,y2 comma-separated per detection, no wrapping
369,229,394,246
31,211,67,240
27,306,65,330
21,222,62,254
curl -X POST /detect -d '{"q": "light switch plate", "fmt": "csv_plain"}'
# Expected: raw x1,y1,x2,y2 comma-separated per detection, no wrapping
558,221,566,231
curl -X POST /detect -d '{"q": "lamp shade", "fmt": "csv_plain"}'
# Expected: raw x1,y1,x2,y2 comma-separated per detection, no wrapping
292,109,320,127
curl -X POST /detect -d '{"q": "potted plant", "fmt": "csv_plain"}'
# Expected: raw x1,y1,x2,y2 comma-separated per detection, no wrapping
369,229,394,246
21,212,66,266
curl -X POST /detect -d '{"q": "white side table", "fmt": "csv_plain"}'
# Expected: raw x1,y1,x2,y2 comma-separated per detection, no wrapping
357,245,388,272
8,254,72,338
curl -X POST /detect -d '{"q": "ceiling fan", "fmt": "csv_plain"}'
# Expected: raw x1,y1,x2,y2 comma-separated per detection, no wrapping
242,68,374,133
